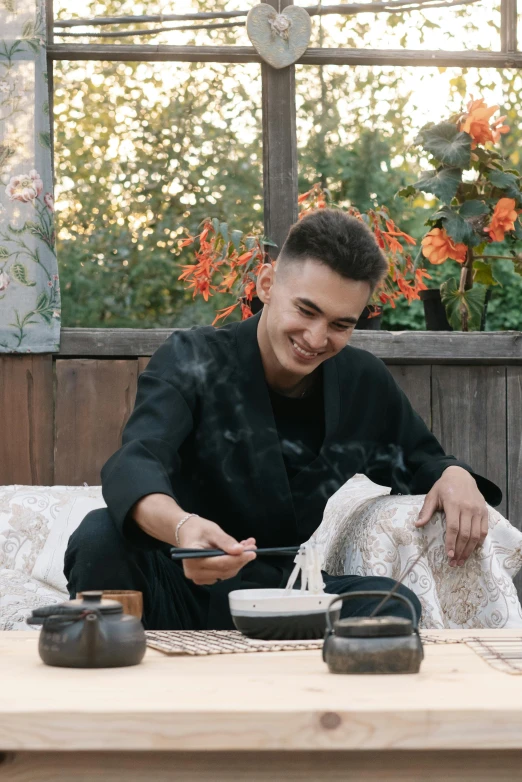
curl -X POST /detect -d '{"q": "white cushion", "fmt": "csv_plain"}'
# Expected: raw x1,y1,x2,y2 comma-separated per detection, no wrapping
32,490,105,594
312,474,522,629
0,568,66,631
0,485,101,576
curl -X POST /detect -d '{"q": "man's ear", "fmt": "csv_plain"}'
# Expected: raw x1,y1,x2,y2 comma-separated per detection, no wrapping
256,261,275,304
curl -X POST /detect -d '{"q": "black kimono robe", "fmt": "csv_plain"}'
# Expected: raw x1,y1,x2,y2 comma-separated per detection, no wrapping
101,311,502,552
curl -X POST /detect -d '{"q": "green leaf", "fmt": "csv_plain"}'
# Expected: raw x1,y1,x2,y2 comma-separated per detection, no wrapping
396,185,417,199
459,200,489,217
38,131,51,149
42,101,49,116
259,235,278,247
421,123,472,168
22,20,35,37
0,143,16,170
440,279,487,331
245,236,257,250
25,220,42,237
219,222,228,244
211,218,219,235
0,246,9,258
10,263,36,287
36,291,49,309
473,260,498,286
486,170,522,201
414,168,461,204
437,207,476,245
230,229,243,251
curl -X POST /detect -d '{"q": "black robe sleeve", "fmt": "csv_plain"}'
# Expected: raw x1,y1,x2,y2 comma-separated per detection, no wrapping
368,364,502,507
100,334,196,548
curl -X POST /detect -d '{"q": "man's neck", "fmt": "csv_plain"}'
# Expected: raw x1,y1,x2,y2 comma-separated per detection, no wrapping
257,309,314,397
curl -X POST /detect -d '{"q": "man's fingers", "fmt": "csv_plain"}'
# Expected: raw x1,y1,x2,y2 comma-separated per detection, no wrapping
208,526,245,555
415,494,437,527
184,550,257,584
453,511,472,563
444,504,460,561
459,513,483,564
480,508,489,541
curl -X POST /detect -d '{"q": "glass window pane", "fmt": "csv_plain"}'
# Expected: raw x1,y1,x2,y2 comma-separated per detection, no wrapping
54,60,262,327
54,0,252,47
293,0,500,52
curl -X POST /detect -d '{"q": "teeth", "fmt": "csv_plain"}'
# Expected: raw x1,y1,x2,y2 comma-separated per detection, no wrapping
291,339,317,358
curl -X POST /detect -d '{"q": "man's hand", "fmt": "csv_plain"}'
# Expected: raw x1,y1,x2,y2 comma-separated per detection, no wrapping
415,466,489,567
177,515,257,585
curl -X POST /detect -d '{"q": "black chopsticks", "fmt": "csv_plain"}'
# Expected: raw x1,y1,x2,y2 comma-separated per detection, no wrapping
170,546,300,560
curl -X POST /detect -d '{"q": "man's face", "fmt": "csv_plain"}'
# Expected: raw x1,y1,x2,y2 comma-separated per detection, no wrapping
257,258,372,383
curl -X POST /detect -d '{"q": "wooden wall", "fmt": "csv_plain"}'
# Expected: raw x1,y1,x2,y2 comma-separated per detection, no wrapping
1,330,521,532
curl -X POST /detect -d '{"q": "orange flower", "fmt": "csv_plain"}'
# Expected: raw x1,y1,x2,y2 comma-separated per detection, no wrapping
460,98,510,148
243,279,256,300
177,235,194,249
240,302,253,320
385,220,416,246
484,197,518,243
298,189,313,203
421,228,468,265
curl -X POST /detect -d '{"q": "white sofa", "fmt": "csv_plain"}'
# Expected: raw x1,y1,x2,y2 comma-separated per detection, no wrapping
2,476,522,630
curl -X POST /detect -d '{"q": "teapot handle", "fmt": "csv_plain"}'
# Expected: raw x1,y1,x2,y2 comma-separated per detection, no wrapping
325,590,419,635
26,605,99,630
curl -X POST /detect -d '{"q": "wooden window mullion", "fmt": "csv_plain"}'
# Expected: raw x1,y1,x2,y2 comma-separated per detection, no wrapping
261,0,298,256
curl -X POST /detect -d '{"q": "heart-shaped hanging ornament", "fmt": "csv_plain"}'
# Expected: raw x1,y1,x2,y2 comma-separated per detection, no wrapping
246,4,311,70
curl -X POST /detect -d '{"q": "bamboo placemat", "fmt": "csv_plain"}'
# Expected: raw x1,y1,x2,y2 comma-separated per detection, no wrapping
146,630,324,655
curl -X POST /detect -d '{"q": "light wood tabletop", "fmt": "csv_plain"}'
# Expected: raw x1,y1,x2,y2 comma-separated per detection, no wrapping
1,628,522,754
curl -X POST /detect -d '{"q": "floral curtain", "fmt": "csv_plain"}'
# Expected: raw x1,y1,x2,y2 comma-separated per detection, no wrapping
0,0,60,353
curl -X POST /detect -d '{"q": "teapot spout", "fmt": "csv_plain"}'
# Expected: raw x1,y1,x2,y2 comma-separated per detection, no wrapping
81,612,100,666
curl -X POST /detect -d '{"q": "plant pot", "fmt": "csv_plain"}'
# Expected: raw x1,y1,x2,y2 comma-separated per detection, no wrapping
419,289,453,331
420,288,492,331
355,306,383,330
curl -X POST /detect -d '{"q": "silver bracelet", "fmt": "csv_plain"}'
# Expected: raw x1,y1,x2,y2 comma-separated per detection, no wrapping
175,512,199,546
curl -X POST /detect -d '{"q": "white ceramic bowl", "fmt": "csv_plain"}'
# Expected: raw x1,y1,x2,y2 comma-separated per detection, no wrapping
229,588,339,640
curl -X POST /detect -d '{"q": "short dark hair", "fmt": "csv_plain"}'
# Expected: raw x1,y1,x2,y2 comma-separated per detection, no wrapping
278,208,388,291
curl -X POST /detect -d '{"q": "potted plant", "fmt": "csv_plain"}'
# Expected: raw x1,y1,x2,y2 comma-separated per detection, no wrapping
399,97,522,331
177,183,428,328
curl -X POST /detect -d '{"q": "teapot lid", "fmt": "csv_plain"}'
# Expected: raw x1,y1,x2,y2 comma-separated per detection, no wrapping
333,615,413,638
65,591,123,615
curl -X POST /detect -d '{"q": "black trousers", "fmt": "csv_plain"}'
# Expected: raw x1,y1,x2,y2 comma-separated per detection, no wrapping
64,509,422,631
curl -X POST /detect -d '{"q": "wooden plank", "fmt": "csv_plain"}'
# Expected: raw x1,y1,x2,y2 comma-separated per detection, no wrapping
54,359,138,485
508,368,522,594
432,366,507,517
4,630,522,752
261,0,298,255
501,0,518,52
58,328,522,361
0,356,54,485
137,357,150,374
47,44,522,68
388,365,431,428
4,749,522,782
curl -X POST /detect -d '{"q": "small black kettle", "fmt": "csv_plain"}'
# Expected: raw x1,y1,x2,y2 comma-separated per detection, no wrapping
322,590,423,675
26,591,147,668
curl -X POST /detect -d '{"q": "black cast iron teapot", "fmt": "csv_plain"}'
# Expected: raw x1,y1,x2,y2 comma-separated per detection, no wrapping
26,591,146,668
322,590,423,675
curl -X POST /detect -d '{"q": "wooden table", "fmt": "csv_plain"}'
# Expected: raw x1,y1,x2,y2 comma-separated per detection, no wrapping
2,629,522,781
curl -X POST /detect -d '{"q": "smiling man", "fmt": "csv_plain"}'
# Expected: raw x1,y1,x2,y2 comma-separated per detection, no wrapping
65,208,502,630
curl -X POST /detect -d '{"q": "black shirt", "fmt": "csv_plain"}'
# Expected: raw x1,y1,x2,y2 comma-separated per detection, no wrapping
268,369,325,481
